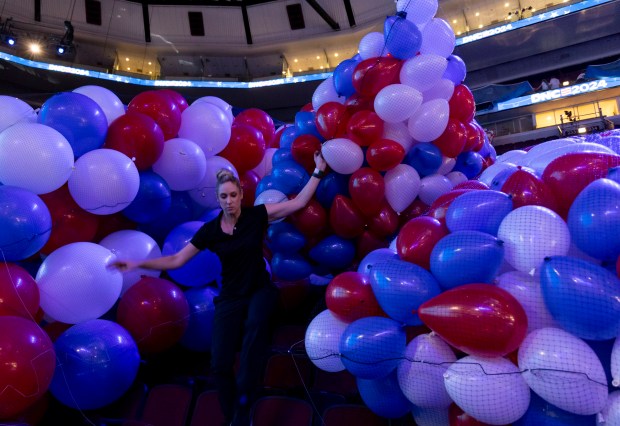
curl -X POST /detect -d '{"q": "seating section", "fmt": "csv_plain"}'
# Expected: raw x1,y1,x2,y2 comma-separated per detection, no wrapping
134,384,193,426
251,396,313,426
190,390,225,426
321,404,389,426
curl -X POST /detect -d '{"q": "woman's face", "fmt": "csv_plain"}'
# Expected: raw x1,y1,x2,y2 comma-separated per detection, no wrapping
217,181,243,216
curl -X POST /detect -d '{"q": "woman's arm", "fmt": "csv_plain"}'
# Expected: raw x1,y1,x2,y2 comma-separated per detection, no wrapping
265,151,327,222
110,242,200,272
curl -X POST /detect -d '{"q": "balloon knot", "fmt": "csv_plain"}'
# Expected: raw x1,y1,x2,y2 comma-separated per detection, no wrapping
396,11,407,19
543,257,552,262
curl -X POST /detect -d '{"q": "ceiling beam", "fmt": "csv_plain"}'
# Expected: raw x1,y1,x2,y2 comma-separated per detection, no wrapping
34,0,41,22
241,4,253,45
142,2,151,42
126,0,277,6
343,0,355,28
305,0,340,31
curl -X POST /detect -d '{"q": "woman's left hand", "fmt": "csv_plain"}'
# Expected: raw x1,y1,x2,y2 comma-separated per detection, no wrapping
314,150,327,171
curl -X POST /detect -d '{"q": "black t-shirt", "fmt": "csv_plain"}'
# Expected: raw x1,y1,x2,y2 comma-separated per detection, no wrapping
190,204,270,297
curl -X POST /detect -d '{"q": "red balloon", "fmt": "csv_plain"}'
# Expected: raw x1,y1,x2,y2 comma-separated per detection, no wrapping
291,134,322,173
356,231,390,261
39,185,100,255
449,403,492,426
326,272,385,322
219,123,266,173
349,168,385,217
418,284,528,358
105,111,165,170
427,189,479,225
315,102,350,140
158,89,189,113
344,93,375,115
397,216,448,270
93,212,137,241
289,198,328,238
616,255,620,278
346,110,384,146
453,180,489,190
128,90,181,140
42,321,72,342
405,324,432,343
234,108,276,147
463,120,485,152
352,57,402,97
501,167,558,211
367,200,399,238
399,198,430,226
269,125,289,148
300,102,314,112
329,195,366,239
239,170,260,207
116,277,189,355
541,152,620,218
449,84,476,123
433,118,467,158
0,316,55,418
366,138,405,171
0,263,39,319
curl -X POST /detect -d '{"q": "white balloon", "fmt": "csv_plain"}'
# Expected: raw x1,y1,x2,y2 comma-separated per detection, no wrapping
400,54,448,92
69,149,140,215
412,406,449,426
598,391,620,426
521,138,576,159
0,123,74,194
408,99,449,142
188,156,238,209
322,138,364,174
358,32,386,60
445,171,466,185
192,96,234,126
478,162,518,187
99,230,162,295
496,149,527,164
36,242,122,324
422,78,455,102
525,142,616,175
498,206,571,273
496,271,557,332
0,96,37,133
383,121,415,153
384,164,421,213
312,76,345,111
73,85,125,126
152,138,207,191
611,337,620,387
305,310,347,372
437,156,456,175
178,102,231,157
374,84,423,123
418,174,453,205
444,356,530,425
397,0,439,26
397,333,455,408
251,147,277,179
519,327,608,415
254,189,287,205
420,19,456,58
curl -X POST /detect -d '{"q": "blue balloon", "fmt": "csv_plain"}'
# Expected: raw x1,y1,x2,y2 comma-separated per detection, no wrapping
339,316,406,379
271,148,294,166
279,126,299,150
38,92,108,158
271,160,309,195
453,150,484,179
123,171,172,223
514,392,596,426
270,252,313,281
294,111,322,139
430,230,504,289
256,174,283,195
369,259,441,325
489,164,519,191
139,191,195,245
405,143,443,177
608,166,620,184
357,371,412,419
567,178,620,261
357,248,399,275
180,286,219,352
50,320,140,410
198,207,222,223
309,235,356,270
333,58,358,98
163,221,222,287
384,14,422,60
443,55,467,85
586,338,615,390
445,190,513,236
316,172,350,209
267,222,306,252
0,185,51,261
541,256,620,340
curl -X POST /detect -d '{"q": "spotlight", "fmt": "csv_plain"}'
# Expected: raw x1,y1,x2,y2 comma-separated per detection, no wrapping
6,36,16,46
56,45,66,55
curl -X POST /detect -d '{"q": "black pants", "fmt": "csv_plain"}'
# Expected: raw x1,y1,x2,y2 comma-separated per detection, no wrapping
211,283,279,424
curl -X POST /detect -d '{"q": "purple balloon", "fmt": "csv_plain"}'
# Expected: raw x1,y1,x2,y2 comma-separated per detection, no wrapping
443,55,466,85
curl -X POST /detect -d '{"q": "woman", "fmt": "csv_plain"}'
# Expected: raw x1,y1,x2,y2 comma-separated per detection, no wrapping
112,151,327,426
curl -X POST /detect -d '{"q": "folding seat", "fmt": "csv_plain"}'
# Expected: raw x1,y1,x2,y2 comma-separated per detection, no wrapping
321,404,389,426
251,395,313,426
189,390,225,426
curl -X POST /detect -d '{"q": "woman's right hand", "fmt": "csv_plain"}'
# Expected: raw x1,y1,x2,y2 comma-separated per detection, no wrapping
108,260,140,272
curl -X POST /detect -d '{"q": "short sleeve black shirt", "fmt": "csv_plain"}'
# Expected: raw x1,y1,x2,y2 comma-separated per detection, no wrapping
190,204,270,297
